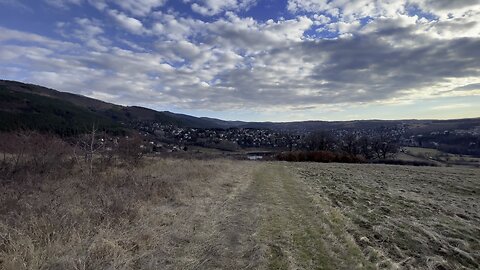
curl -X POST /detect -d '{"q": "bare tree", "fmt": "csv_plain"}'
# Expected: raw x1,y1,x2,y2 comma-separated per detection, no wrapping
305,131,336,151
73,124,105,175
371,133,399,159
341,133,360,156
358,136,374,160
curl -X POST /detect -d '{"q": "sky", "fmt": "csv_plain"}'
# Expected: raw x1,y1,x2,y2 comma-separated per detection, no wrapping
0,0,479,122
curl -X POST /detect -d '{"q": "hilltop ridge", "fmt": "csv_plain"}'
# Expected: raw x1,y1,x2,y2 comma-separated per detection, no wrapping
1,79,479,135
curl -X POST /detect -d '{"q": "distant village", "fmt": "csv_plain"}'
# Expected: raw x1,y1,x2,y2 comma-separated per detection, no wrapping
132,122,303,152
130,121,480,156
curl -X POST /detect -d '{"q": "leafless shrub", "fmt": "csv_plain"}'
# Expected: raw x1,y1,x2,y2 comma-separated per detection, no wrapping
116,135,147,166
72,124,109,175
68,127,150,174
0,131,71,179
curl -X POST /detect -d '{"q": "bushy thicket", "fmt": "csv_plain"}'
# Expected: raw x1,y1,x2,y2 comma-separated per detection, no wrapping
277,151,364,163
0,132,72,178
0,130,147,181
302,130,400,160
278,130,400,163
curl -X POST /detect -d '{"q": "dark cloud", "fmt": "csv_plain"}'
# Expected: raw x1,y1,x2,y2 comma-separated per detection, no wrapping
423,0,479,10
199,24,480,108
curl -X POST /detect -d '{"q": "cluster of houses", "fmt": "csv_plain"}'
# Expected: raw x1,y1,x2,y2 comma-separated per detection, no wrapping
126,121,479,157
131,121,410,153
134,123,304,152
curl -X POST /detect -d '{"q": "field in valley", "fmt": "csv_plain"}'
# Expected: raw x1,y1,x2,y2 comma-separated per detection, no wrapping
1,159,479,269
399,147,480,167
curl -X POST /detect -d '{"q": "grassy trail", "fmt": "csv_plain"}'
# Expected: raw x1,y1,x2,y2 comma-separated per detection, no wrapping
169,163,374,269
253,164,373,270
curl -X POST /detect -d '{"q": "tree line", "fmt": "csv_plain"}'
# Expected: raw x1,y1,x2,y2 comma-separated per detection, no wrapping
278,130,400,163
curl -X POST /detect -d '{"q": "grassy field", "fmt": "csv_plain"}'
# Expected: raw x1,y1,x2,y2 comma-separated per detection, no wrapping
1,159,479,269
401,147,480,167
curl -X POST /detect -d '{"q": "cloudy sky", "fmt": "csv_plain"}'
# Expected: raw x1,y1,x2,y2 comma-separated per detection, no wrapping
0,0,479,121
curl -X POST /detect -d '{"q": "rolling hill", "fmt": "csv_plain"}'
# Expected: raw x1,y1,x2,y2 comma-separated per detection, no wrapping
0,80,225,135
1,80,479,135
239,118,480,133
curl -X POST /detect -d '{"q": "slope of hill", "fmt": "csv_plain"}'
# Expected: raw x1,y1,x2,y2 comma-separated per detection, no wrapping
0,85,123,135
0,80,223,134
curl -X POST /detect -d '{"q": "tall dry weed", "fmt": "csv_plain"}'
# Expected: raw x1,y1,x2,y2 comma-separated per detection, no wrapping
0,157,239,270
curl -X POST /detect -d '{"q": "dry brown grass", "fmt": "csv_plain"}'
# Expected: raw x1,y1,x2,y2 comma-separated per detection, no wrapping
0,132,72,178
2,154,478,270
0,158,259,270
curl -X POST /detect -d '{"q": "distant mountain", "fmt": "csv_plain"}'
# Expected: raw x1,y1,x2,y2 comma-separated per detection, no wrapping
238,118,480,134
239,120,421,133
199,117,247,129
1,80,479,135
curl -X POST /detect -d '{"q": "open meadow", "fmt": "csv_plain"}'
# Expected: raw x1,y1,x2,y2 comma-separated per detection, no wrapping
1,158,479,270
3,1,480,269
398,147,480,168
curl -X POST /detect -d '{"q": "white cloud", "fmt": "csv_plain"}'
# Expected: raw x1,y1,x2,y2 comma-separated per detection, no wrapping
87,0,108,10
45,0,166,16
187,0,256,16
410,0,480,19
112,0,167,16
0,26,75,49
0,0,33,12
44,0,82,8
1,1,480,114
432,103,473,110
107,10,146,34
287,0,480,39
56,18,110,51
